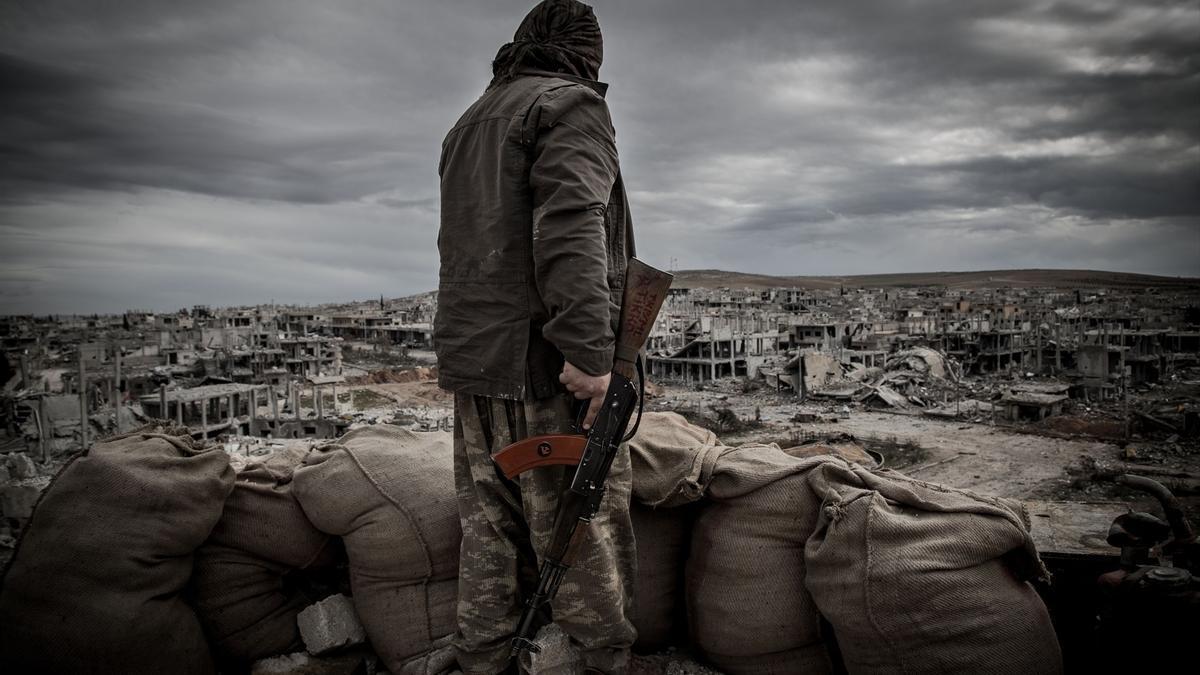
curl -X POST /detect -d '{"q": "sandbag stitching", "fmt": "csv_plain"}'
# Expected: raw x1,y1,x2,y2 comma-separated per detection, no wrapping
864,492,908,675
341,445,438,643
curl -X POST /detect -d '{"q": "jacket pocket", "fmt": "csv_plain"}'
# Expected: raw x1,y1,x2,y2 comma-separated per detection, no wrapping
434,277,529,397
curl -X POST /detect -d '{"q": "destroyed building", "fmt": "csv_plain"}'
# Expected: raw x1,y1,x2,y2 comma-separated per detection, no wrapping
637,283,1200,423
3,282,1198,456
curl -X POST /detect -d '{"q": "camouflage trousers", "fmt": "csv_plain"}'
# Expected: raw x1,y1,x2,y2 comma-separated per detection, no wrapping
452,392,636,675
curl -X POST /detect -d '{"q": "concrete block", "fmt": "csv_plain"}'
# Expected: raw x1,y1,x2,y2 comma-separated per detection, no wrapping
297,594,367,656
7,453,37,480
519,623,582,675
1,485,42,520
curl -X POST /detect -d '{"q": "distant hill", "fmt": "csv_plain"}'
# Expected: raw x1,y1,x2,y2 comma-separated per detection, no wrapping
670,268,1200,290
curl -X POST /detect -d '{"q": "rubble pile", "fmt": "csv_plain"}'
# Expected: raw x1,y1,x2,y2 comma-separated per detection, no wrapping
799,346,966,413
0,453,52,535
346,366,438,386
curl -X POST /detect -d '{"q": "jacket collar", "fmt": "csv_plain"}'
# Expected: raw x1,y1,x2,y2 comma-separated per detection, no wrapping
517,69,608,98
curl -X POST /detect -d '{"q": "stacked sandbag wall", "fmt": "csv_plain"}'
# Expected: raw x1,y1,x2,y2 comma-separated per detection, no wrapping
626,412,1060,675
0,427,234,674
625,412,722,653
294,425,460,675
191,446,346,666
685,445,834,674
627,413,836,671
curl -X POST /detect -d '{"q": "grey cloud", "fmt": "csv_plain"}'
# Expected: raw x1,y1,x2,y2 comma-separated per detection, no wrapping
940,154,1200,219
603,0,1199,253
1,0,1197,314
376,196,439,211
0,52,409,204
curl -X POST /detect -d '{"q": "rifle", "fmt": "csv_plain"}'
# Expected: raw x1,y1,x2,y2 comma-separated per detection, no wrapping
491,257,673,655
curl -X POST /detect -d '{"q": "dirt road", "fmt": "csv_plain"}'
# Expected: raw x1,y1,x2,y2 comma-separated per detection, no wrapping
809,411,1117,499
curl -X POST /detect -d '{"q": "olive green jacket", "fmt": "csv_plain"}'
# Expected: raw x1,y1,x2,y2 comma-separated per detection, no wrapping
435,72,634,400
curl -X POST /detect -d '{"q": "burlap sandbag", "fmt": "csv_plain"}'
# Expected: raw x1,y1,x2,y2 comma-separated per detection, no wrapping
208,445,333,567
804,461,1063,674
625,413,871,668
192,544,310,662
193,446,343,664
0,427,233,674
626,412,874,509
626,411,725,508
783,442,875,466
629,502,695,651
687,445,835,674
294,425,460,675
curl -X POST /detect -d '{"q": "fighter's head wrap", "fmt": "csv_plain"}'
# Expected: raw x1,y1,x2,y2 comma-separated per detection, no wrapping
490,0,603,88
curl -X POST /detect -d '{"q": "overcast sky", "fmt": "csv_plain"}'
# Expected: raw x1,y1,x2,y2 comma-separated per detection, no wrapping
1,0,1197,314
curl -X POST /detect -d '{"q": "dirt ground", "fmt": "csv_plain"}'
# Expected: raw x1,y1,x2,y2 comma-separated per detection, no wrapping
359,371,1197,511
790,411,1111,499
647,381,1200,523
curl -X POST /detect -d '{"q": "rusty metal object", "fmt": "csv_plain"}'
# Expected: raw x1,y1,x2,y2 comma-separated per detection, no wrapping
1107,511,1169,571
1117,474,1198,571
1095,474,1200,670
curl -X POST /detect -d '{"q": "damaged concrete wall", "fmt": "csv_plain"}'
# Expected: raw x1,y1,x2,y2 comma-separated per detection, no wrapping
1076,345,1111,380
801,350,842,396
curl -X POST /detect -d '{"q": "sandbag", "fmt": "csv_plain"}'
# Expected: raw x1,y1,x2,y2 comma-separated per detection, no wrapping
193,446,343,664
294,425,460,675
192,544,309,662
0,427,234,674
208,445,333,568
687,444,834,674
629,502,695,651
626,413,840,669
626,412,724,508
804,461,1063,674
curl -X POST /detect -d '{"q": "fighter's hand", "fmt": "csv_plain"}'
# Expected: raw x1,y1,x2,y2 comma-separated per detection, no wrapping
559,362,611,430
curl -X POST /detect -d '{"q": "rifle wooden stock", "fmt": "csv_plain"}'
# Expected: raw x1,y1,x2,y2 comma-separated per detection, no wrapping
613,258,673,379
491,434,587,480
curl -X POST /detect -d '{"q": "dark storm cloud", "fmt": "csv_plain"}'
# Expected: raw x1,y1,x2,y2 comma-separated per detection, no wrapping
0,0,1197,314
943,154,1200,219
602,0,1199,227
0,53,403,204
0,0,501,206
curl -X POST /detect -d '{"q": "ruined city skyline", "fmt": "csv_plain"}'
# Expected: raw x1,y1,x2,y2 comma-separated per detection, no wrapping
1,266,1197,318
3,0,1198,315
3,265,1200,318
4,268,1197,457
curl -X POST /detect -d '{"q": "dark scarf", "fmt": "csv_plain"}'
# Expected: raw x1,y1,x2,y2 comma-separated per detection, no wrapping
489,0,603,89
